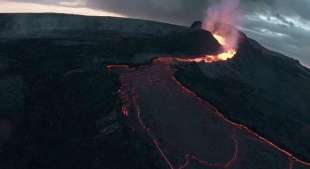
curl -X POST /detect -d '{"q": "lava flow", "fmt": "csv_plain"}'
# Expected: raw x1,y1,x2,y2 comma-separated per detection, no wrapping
178,33,237,63
106,0,310,168
108,22,309,169
210,33,237,61
108,59,310,169
107,23,310,169
178,0,241,63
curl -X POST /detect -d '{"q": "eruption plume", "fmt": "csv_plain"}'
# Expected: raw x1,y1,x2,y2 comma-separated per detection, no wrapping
203,0,242,51
178,0,242,63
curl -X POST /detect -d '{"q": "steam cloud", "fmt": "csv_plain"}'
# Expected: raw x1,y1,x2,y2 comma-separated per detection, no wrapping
203,0,242,50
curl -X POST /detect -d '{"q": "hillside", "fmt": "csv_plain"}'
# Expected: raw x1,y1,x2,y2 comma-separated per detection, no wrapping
0,13,309,169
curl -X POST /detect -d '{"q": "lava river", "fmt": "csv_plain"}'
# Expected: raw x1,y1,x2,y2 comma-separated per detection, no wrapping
107,56,310,169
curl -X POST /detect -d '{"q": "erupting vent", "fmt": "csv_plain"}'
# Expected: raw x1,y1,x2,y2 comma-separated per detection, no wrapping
177,32,237,63
182,33,237,63
178,0,241,63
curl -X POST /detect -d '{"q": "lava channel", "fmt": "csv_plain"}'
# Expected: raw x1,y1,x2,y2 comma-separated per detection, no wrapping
107,57,310,169
106,30,310,169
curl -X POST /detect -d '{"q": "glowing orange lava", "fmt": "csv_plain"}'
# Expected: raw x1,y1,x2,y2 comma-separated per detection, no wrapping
213,33,226,45
178,33,237,63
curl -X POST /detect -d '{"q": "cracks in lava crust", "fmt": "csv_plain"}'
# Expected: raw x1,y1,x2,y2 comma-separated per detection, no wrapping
108,60,310,169
171,71,310,169
132,90,239,169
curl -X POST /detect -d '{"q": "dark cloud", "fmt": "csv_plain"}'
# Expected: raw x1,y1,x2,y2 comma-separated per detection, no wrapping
86,0,310,66
7,0,310,67
79,0,310,67
242,12,310,67
86,0,210,25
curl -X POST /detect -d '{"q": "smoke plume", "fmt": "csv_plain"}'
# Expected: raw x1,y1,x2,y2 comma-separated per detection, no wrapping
203,0,242,50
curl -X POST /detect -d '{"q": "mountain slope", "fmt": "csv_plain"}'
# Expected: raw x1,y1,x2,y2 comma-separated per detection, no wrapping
0,13,219,169
0,13,309,169
175,34,310,162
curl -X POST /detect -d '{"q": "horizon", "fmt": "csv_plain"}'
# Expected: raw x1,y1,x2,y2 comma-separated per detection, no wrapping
0,0,309,68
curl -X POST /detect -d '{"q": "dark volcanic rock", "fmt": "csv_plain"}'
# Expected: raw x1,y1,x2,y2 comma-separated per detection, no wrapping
0,13,220,65
175,34,310,162
190,21,202,29
0,68,165,169
156,29,221,55
1,13,309,169
1,13,193,169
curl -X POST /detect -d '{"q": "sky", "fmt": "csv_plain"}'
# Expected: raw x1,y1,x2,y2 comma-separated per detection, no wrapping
0,0,309,67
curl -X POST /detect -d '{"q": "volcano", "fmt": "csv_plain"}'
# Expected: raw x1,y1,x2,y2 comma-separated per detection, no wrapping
0,13,309,169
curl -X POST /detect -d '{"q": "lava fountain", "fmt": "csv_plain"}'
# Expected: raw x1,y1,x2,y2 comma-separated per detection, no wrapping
180,0,242,63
